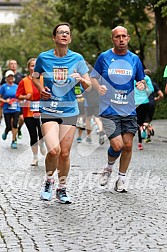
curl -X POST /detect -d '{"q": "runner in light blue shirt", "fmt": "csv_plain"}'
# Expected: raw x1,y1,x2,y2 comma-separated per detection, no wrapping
32,22,91,204
34,48,89,117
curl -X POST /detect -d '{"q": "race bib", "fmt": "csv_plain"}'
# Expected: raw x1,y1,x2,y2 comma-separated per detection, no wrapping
30,101,40,111
110,89,128,105
8,102,17,110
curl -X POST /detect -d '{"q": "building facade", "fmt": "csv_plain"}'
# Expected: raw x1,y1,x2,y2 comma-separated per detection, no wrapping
0,0,27,24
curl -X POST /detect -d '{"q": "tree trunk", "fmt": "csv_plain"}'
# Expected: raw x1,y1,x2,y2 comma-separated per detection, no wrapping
154,7,167,68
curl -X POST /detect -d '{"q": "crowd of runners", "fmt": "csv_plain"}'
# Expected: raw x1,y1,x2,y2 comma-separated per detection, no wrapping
0,23,166,203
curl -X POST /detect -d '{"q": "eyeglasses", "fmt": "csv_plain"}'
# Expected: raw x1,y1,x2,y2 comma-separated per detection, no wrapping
56,30,70,36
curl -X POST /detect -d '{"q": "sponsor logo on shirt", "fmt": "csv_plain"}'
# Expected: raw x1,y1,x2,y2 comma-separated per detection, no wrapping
108,59,133,85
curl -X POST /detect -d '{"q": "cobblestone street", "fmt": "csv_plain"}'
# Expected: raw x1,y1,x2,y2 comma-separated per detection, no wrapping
0,119,167,252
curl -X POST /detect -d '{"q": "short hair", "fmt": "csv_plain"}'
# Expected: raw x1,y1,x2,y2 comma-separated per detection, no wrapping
144,69,151,77
27,58,36,68
7,59,17,66
111,26,128,38
52,22,72,36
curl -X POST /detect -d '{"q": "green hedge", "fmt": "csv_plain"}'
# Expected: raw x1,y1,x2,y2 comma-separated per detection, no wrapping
151,66,167,119
154,98,167,119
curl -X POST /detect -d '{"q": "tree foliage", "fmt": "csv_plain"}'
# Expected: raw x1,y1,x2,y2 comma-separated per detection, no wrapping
0,0,166,71
56,0,156,66
0,0,59,70
155,0,167,17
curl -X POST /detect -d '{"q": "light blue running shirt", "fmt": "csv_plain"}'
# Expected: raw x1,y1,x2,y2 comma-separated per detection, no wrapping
134,74,154,105
91,49,145,116
34,49,89,117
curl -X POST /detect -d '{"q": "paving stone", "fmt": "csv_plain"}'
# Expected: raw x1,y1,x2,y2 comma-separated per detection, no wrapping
0,120,167,251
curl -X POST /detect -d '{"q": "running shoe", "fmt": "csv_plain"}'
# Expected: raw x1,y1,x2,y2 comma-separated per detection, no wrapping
11,141,17,149
41,179,54,201
99,131,105,145
86,136,92,144
145,137,151,143
99,168,112,186
18,129,22,139
114,179,127,193
77,137,82,143
2,131,7,140
56,187,71,204
31,159,38,166
138,143,143,150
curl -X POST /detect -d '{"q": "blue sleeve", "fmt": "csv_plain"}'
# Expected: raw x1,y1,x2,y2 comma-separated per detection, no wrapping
135,58,145,81
0,85,4,95
34,54,43,74
76,57,89,76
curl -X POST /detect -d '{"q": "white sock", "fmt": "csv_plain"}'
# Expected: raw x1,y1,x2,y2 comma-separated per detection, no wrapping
47,175,54,181
118,172,126,182
33,154,38,160
58,184,66,189
104,161,115,171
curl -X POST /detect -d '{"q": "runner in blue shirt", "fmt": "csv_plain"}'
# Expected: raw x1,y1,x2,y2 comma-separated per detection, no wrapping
91,26,146,192
0,70,20,149
32,22,91,203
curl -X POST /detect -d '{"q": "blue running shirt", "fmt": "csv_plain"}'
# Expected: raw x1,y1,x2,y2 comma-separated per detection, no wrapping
91,49,145,116
34,49,89,117
0,83,20,113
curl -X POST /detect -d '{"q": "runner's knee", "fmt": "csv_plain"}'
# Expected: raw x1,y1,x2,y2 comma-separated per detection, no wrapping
108,146,122,157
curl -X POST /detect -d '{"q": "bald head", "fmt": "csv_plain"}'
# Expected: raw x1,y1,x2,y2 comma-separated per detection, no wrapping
112,26,128,38
111,26,130,55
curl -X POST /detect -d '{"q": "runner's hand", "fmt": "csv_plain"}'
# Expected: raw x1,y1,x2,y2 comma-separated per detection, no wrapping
98,85,108,95
136,80,146,91
70,69,82,82
40,86,51,100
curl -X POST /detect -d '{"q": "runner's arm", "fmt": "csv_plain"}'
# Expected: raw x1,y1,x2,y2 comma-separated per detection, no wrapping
90,77,107,96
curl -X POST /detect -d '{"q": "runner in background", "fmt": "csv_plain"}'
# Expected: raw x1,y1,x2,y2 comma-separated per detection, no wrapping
144,69,164,143
16,58,46,166
0,70,20,149
0,60,24,138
